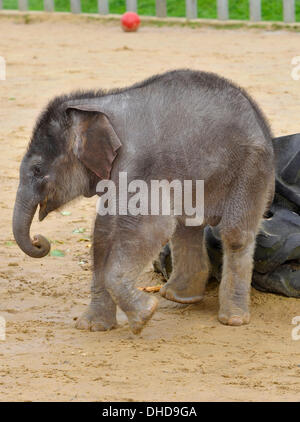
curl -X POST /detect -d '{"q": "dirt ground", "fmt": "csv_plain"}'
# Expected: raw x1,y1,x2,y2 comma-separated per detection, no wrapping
0,14,300,402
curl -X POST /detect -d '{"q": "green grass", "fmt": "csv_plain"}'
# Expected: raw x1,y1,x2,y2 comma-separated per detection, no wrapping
2,0,300,22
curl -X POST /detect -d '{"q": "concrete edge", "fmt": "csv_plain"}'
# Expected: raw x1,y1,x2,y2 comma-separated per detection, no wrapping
1,9,300,31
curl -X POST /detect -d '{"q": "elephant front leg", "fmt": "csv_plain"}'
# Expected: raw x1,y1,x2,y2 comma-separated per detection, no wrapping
160,222,210,303
75,273,117,331
103,216,174,334
218,230,256,326
75,218,117,332
106,274,158,335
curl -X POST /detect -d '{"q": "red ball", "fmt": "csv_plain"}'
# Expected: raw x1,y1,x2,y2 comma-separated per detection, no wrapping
121,12,141,32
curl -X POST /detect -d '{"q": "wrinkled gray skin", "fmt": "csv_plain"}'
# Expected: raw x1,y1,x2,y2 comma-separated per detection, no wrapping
13,70,275,334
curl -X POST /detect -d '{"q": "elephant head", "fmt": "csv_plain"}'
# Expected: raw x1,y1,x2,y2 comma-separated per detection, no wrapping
13,94,122,258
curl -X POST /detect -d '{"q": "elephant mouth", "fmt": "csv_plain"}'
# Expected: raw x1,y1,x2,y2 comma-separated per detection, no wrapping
39,198,49,221
39,196,62,221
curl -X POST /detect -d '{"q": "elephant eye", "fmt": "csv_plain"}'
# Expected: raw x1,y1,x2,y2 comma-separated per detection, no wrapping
32,166,42,177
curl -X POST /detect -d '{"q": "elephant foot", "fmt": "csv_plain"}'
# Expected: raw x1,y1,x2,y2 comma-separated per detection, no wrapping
75,305,117,332
126,295,158,334
218,310,250,326
160,275,205,304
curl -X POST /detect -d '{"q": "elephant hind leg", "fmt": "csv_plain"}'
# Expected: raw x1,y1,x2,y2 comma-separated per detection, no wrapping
218,164,274,326
160,220,210,304
218,227,256,326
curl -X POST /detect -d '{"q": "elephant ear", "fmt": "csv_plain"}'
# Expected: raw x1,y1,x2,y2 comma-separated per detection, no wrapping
66,104,122,180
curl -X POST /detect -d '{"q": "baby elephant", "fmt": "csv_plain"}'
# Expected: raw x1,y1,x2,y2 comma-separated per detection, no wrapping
13,70,275,334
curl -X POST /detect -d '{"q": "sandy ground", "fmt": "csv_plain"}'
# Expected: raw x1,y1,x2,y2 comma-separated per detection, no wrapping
0,14,300,402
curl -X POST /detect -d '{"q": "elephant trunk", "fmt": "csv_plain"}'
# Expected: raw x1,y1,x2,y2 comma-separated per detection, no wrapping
13,186,50,258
